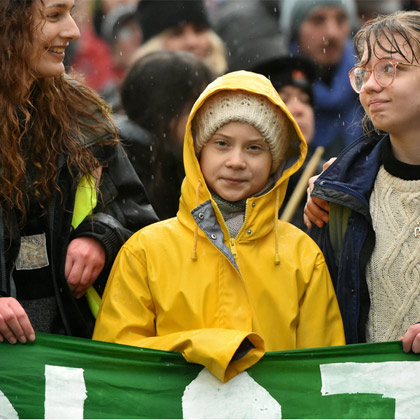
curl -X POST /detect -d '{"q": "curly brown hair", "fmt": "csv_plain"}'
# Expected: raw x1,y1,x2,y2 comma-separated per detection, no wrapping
0,0,118,223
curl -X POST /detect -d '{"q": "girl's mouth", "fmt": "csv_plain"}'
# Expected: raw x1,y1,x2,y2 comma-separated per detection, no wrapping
47,47,66,54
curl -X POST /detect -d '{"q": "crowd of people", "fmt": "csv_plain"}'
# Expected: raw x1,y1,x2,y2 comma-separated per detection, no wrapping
2,0,420,385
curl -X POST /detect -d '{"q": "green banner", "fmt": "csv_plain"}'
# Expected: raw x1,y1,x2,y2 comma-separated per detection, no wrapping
1,333,420,419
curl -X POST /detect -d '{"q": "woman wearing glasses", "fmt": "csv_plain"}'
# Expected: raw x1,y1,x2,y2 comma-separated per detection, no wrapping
303,10,420,352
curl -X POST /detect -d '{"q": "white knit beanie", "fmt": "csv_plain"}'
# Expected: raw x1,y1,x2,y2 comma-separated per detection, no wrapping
193,91,288,173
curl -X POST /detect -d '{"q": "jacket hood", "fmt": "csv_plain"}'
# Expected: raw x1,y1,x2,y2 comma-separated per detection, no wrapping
181,70,306,216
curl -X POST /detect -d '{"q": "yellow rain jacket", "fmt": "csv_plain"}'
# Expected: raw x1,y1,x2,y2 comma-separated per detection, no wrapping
93,71,345,382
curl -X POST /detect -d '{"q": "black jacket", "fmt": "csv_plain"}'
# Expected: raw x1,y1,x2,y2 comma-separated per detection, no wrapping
115,114,184,220
113,113,154,194
0,140,158,338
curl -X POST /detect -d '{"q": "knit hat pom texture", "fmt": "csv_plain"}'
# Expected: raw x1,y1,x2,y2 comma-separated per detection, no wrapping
193,91,288,173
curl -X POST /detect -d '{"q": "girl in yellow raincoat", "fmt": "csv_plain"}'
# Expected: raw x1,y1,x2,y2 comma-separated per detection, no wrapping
93,71,345,382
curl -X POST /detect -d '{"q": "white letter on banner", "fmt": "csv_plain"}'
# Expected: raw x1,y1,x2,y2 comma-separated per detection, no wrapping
182,368,282,419
0,391,19,419
44,365,87,419
320,361,420,419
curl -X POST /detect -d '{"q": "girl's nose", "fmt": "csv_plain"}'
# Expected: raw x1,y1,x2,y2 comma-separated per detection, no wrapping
287,98,305,117
63,15,80,42
226,150,246,168
361,69,382,93
182,26,201,49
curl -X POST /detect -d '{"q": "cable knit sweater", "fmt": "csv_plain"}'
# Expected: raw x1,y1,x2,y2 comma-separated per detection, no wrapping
366,166,420,342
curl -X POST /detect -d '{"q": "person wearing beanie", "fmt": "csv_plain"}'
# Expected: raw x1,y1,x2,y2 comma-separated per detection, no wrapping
245,52,316,131
279,0,363,159
93,71,345,384
228,38,321,229
248,54,323,230
269,57,316,141
193,90,288,175
132,0,227,75
137,0,211,43
280,0,360,45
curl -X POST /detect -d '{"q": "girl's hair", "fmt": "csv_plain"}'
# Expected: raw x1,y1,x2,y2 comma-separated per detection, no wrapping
0,0,118,222
129,27,228,76
121,50,214,218
353,10,420,133
121,50,214,141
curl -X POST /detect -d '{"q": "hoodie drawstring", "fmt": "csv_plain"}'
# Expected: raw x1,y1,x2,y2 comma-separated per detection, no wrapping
191,181,202,261
274,188,280,265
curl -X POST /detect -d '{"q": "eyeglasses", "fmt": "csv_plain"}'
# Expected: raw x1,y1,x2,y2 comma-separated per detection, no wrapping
348,59,420,93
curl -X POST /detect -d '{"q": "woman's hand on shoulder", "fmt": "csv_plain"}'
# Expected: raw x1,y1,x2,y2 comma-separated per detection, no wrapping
303,158,336,229
0,297,35,344
65,237,106,299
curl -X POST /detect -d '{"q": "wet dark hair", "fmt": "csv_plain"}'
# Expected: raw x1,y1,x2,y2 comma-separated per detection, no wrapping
121,50,214,142
354,10,420,65
353,10,420,134
120,50,214,218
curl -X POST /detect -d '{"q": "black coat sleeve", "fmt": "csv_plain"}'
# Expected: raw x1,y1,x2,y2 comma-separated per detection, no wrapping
71,142,159,276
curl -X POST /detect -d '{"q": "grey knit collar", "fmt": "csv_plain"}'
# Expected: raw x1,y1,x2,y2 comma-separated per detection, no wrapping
212,194,246,215
212,194,246,238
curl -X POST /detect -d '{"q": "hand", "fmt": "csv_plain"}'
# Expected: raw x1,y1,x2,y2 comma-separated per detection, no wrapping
304,193,330,229
0,297,35,344
399,324,420,353
65,237,106,299
303,158,336,229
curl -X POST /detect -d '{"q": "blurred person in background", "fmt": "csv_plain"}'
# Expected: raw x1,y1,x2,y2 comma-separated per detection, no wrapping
279,0,363,159
66,0,118,93
211,0,282,71
230,35,320,230
67,0,141,98
100,3,143,110
132,0,227,76
117,50,215,219
355,0,402,22
257,56,320,230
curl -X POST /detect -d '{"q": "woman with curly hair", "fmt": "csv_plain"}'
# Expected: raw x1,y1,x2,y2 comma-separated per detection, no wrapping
0,0,158,344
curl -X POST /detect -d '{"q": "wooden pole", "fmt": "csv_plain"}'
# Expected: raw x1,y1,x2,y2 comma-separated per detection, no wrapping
280,146,325,223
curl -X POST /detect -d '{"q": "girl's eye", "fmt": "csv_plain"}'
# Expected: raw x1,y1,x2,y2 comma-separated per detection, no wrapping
47,12,60,20
383,63,394,74
169,25,184,37
280,94,290,103
249,144,263,152
300,94,311,104
215,140,228,147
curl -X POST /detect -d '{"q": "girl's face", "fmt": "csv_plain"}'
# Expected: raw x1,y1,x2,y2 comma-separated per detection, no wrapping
30,0,80,79
199,122,272,202
359,34,420,138
163,23,212,60
298,6,350,68
278,85,315,144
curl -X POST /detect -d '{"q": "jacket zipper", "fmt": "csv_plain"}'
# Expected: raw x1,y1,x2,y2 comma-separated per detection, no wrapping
229,238,238,259
227,200,251,260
